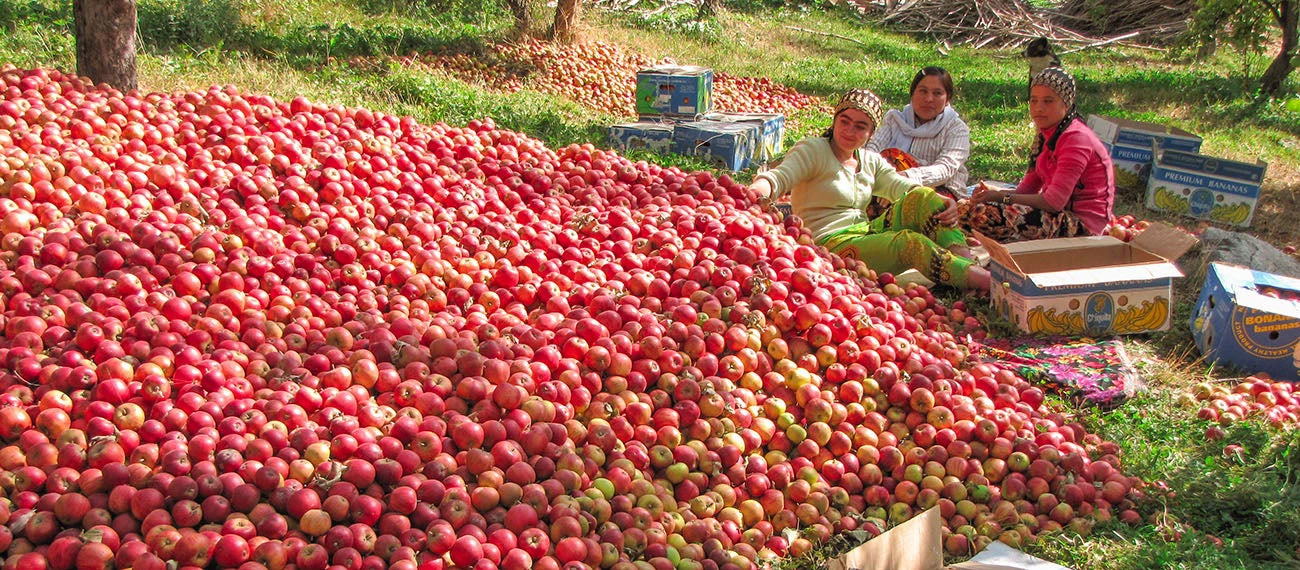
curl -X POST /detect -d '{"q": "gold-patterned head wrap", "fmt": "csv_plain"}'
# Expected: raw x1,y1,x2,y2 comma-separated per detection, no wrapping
1030,67,1075,110
832,88,884,130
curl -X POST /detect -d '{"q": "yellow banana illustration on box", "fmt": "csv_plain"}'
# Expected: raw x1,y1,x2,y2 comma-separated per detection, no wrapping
1114,169,1141,190
1026,307,1084,335
1027,296,1168,335
1151,186,1190,213
1209,202,1251,225
1110,297,1169,333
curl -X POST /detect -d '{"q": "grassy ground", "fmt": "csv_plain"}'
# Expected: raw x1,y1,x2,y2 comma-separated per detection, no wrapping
4,1,1300,568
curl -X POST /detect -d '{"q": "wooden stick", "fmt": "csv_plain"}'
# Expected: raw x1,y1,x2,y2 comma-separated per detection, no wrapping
643,0,695,17
783,25,869,46
1059,30,1142,54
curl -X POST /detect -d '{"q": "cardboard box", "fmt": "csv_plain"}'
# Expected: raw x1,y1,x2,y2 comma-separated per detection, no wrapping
1146,144,1268,227
635,65,713,117
1086,114,1202,190
700,111,786,164
1191,263,1300,381
827,508,1073,570
672,120,760,171
977,223,1197,336
607,121,675,155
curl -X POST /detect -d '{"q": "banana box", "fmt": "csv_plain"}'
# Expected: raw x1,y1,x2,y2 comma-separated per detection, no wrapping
1192,263,1300,381
976,223,1198,336
1146,143,1267,227
700,112,786,164
635,65,714,118
607,121,675,155
1087,114,1202,190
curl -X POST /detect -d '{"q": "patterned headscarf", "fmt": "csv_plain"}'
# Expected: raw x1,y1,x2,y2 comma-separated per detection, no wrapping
1031,67,1075,110
833,88,885,131
1028,67,1082,170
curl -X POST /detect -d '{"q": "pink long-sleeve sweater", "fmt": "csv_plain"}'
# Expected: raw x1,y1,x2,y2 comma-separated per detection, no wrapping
1015,119,1116,235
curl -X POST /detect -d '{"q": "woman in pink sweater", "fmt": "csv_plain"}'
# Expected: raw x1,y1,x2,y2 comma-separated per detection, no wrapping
963,68,1116,242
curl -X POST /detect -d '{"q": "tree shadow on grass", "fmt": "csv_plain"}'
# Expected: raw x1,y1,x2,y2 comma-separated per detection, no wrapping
1086,69,1299,135
950,70,1300,136
780,28,927,65
132,0,503,69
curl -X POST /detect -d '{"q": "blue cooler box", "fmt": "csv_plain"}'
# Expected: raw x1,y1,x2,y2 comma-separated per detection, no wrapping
607,121,675,155
672,120,760,171
701,112,786,164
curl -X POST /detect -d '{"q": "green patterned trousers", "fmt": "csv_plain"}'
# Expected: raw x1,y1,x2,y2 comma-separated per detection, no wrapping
821,187,977,289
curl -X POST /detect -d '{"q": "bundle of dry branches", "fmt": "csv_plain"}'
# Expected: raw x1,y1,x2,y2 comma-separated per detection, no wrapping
1052,0,1193,45
850,0,1093,49
841,0,1177,51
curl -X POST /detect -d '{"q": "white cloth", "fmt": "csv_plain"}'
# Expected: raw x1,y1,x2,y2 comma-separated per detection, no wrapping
878,104,953,152
867,104,971,190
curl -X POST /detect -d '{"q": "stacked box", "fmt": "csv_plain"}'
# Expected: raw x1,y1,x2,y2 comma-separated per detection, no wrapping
672,120,761,171
1146,143,1267,227
977,223,1197,336
1087,114,1202,190
700,112,786,164
635,65,714,118
1192,263,1300,381
607,122,675,155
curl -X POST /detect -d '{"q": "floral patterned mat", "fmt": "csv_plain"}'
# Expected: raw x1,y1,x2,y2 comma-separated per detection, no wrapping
973,336,1144,407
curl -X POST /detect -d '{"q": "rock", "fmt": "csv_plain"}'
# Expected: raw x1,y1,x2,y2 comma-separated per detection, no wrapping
1197,227,1300,279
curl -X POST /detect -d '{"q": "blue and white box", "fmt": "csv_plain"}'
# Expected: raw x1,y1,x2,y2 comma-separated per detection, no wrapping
672,120,760,171
1146,144,1267,227
1192,263,1300,381
607,122,675,155
701,112,786,164
1087,114,1202,190
977,222,1197,336
635,65,714,117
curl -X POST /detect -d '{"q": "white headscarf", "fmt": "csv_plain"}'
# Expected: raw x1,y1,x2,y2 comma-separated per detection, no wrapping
879,104,958,153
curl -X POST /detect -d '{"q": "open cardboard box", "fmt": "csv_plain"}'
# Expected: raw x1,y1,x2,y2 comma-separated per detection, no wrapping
975,222,1198,336
827,508,1072,570
1086,114,1202,190
1192,262,1300,381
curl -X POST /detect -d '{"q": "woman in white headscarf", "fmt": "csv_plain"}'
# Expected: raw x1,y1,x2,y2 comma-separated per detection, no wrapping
866,67,971,194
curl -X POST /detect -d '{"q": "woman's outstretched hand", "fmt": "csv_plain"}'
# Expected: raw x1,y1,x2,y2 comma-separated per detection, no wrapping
750,178,776,209
968,181,997,204
934,194,961,227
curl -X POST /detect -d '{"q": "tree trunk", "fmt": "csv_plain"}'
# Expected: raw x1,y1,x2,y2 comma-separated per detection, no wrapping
73,0,138,92
697,0,722,19
505,0,531,35
1261,0,1297,96
551,0,581,44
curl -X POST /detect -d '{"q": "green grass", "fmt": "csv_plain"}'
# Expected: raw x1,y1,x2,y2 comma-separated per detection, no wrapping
3,1,1300,568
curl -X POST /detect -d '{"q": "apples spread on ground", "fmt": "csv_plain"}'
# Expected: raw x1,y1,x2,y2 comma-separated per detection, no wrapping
0,66,1145,570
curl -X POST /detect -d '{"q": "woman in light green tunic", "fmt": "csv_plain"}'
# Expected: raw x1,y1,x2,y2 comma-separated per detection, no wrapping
749,89,989,292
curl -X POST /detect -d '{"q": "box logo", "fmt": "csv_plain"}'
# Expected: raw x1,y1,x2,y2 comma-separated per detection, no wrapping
1084,292,1115,335
1231,305,1300,359
1189,188,1215,217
